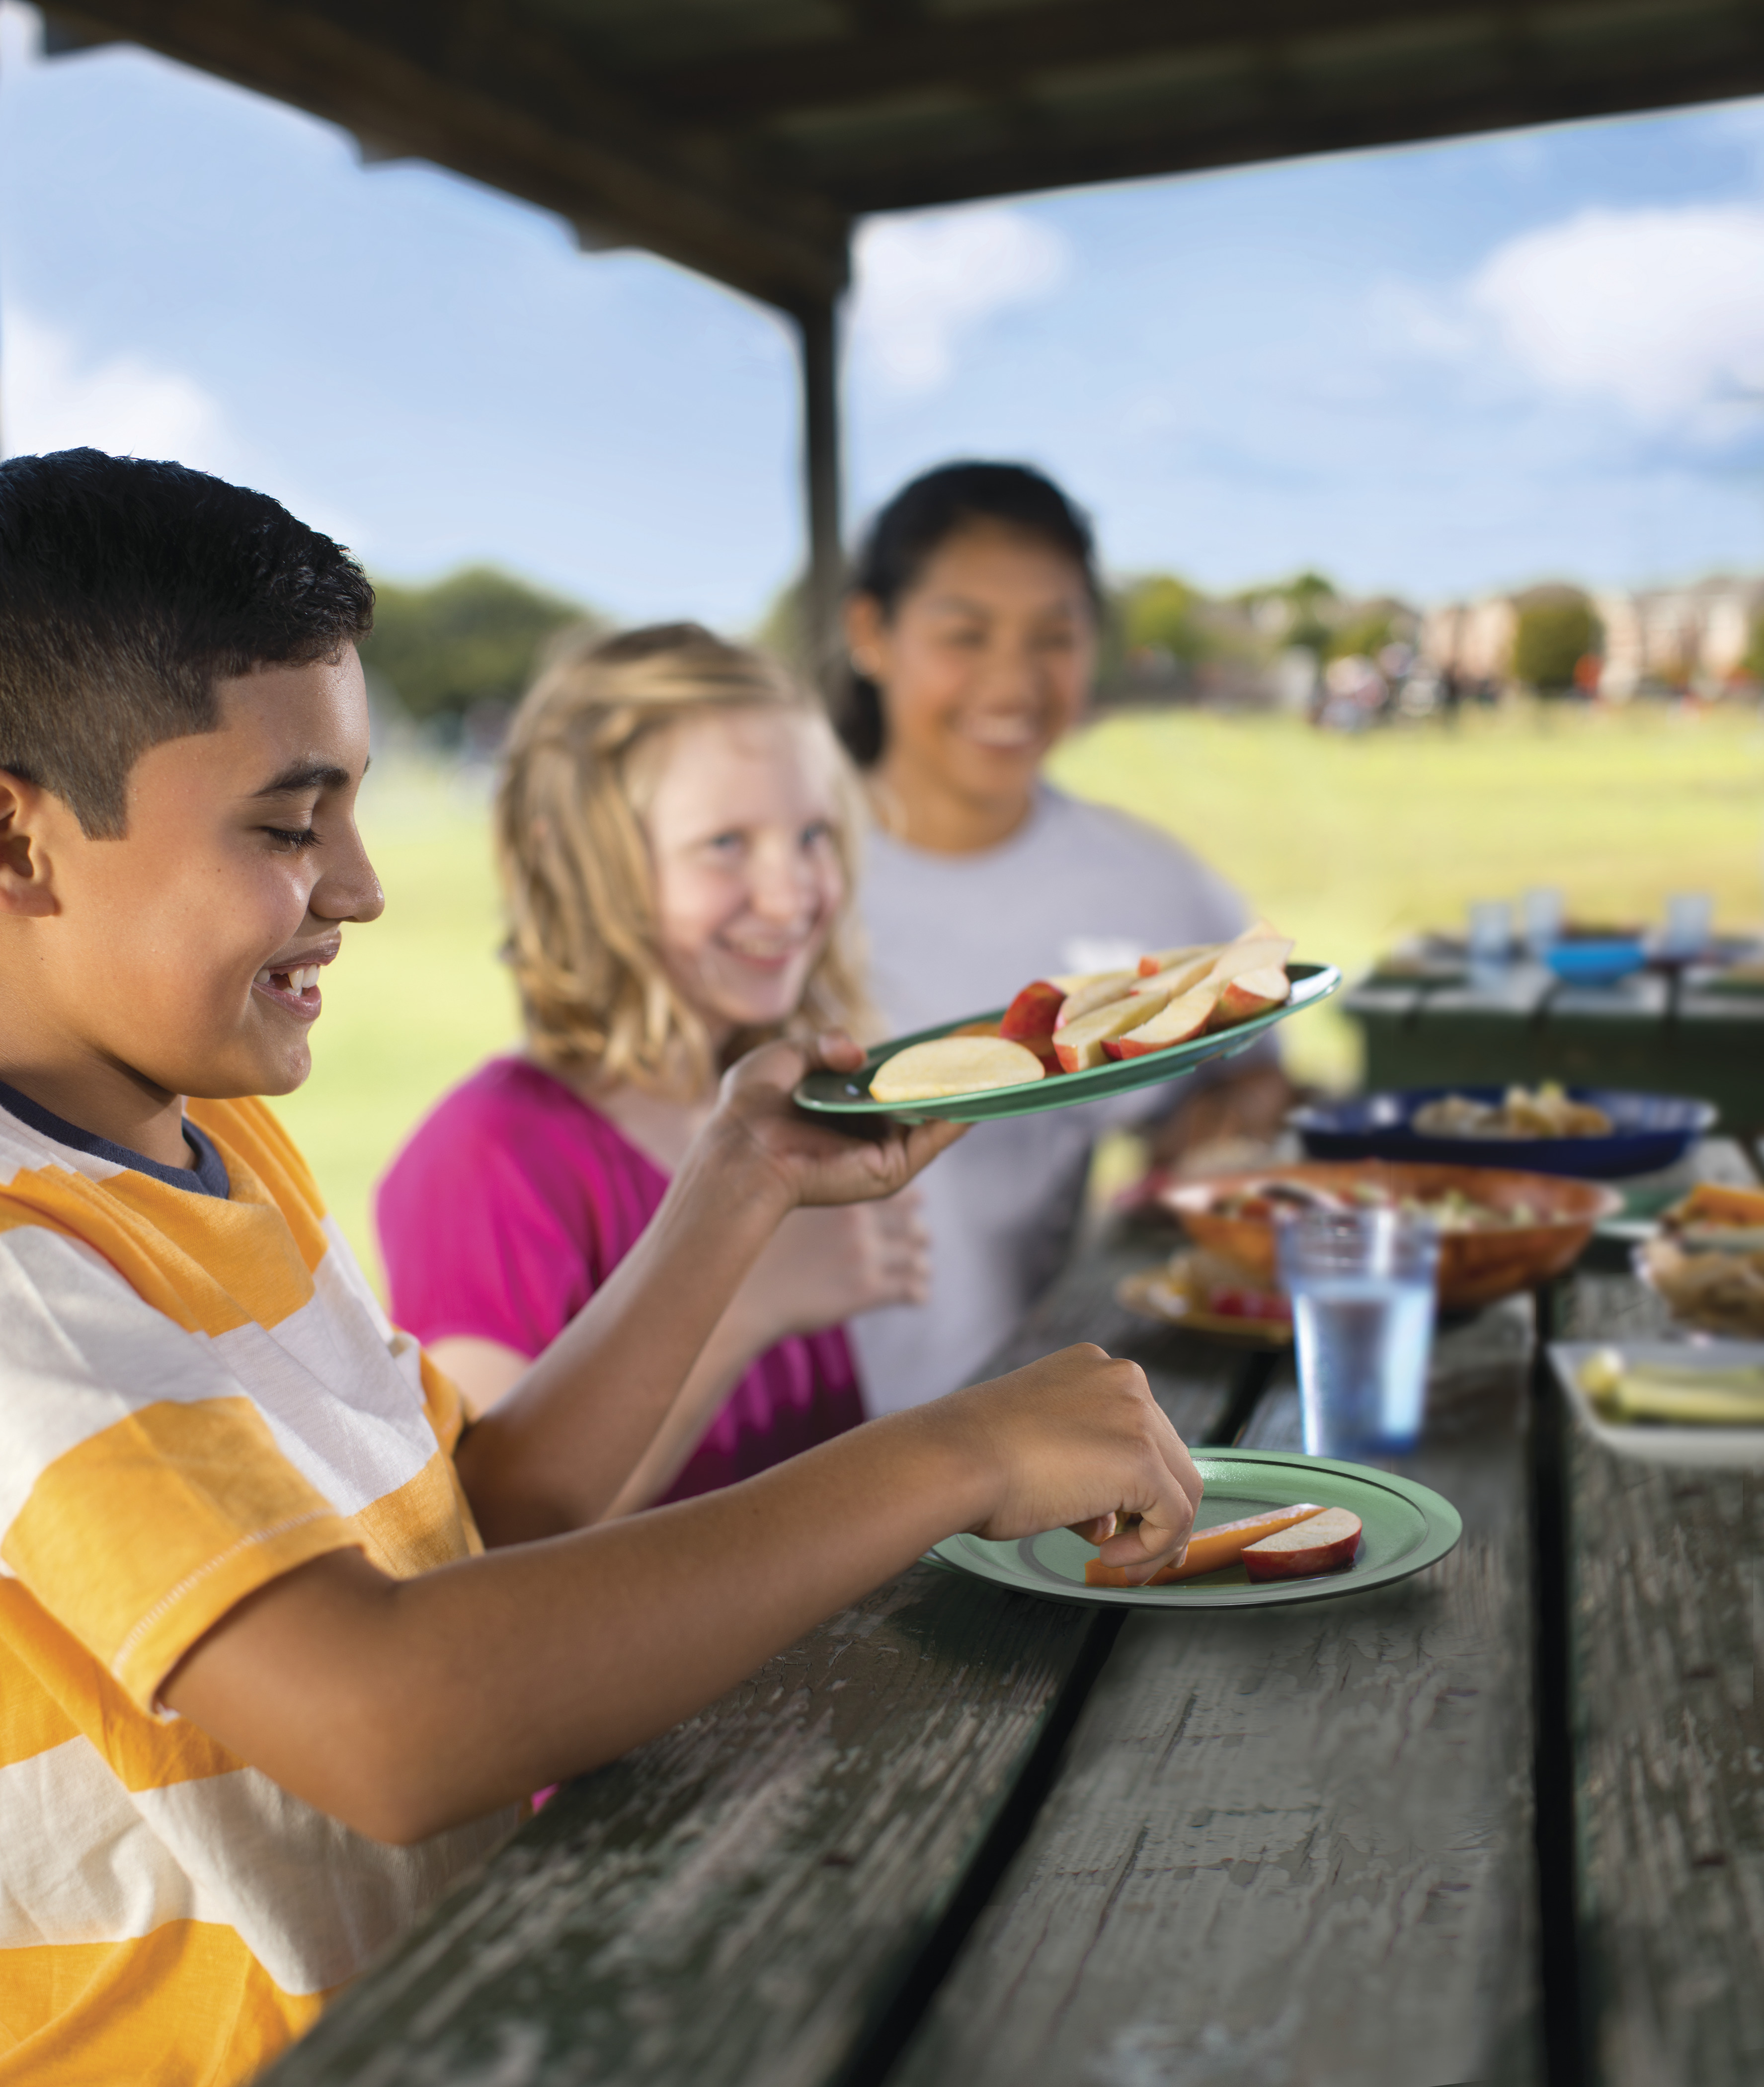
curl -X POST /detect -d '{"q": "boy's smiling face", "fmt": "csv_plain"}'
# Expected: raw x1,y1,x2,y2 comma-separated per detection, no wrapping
0,648,382,1166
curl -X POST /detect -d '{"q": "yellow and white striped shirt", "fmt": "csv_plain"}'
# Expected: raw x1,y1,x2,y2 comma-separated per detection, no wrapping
0,1090,518,2085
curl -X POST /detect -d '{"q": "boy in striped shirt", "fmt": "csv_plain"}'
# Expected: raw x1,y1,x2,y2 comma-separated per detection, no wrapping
0,449,1203,2084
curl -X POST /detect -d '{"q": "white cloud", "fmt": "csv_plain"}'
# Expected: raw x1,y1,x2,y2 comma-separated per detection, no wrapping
0,308,367,549
849,202,1069,397
1,307,242,469
0,0,43,74
1464,203,1764,421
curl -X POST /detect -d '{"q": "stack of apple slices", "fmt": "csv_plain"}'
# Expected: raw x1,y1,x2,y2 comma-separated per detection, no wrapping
866,919,1295,1105
1002,920,1294,1073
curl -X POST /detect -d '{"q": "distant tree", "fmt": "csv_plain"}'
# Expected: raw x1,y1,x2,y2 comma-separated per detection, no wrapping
360,566,596,723
1325,607,1395,663
1119,574,1209,664
1746,609,1764,685
756,571,814,682
1512,587,1598,695
1276,571,1340,657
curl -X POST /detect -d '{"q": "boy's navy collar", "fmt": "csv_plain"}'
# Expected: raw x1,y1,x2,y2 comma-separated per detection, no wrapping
0,1078,231,1199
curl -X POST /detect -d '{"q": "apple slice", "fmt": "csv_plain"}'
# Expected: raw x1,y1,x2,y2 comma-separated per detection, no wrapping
1053,968,1140,1029
1208,962,1292,1029
1242,1505,1363,1581
1000,979,1065,1047
1085,1502,1327,1587
1107,981,1222,1059
869,1034,1044,1103
1054,997,1159,1072
1137,940,1219,979
1206,933,1295,985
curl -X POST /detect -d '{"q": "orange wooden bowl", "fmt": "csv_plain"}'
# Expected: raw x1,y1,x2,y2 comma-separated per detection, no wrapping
1160,1161,1622,1313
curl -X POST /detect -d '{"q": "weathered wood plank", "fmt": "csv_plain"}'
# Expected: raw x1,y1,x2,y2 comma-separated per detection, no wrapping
893,1297,1542,2087
1553,1287,1764,2087
266,1565,1101,2087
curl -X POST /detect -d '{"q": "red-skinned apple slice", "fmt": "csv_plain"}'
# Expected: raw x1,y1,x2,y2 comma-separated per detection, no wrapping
1136,940,1218,979
1054,995,1165,1071
1241,1505,1363,1581
1207,934,1294,984
1108,981,1222,1059
1207,962,1291,1028
1053,968,1139,1029
1051,960,1212,1070
999,979,1065,1045
1085,1502,1326,1586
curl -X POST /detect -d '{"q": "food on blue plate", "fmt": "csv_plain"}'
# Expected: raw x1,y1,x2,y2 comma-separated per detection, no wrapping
868,1034,1043,1104
1243,1505,1363,1581
1578,1346,1764,1426
1085,1500,1326,1587
1412,1083,1611,1139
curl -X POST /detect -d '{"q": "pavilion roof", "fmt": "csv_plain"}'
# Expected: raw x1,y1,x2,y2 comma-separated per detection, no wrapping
45,0,1764,315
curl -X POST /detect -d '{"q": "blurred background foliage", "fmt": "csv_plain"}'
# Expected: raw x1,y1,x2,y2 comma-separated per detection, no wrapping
361,566,599,726
1512,587,1599,693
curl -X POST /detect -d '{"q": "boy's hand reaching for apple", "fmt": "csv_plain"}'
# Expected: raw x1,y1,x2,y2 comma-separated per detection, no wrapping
923,1345,1205,1583
705,1034,966,1210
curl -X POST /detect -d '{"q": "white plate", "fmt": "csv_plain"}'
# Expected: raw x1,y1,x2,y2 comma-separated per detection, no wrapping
1548,1339,1764,1467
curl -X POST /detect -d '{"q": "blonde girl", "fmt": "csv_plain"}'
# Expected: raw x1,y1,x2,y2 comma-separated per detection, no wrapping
377,623,927,1512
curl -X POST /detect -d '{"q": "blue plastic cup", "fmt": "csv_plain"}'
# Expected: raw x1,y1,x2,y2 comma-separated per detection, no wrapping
1277,1206,1440,1458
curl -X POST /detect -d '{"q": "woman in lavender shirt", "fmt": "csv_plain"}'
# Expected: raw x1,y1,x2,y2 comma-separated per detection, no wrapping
839,464,1290,1417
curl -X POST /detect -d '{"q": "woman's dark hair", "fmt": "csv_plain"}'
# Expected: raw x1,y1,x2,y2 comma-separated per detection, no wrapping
837,461,1102,767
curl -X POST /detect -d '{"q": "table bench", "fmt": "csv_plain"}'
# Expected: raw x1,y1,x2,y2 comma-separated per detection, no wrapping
265,1151,1762,2087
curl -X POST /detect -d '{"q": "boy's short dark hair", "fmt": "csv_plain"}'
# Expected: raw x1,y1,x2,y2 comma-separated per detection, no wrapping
0,449,375,836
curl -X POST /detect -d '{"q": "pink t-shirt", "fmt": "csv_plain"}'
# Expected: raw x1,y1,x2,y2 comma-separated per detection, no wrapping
375,1057,863,1501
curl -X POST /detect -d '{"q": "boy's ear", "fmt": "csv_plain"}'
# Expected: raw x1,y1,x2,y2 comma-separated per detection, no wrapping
0,771,61,919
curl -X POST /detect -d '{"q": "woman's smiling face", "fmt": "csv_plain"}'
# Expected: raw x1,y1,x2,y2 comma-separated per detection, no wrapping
642,709,846,1044
849,521,1097,833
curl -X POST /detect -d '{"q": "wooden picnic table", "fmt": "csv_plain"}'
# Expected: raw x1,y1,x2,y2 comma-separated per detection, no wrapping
1342,962,1764,1137
266,1145,1763,2087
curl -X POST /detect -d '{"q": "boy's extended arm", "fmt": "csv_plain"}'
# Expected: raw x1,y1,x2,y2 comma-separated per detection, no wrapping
161,1345,1204,1846
452,1039,960,1544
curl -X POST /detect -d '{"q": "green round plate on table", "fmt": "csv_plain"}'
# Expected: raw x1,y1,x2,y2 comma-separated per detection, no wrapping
793,961,1341,1125
925,1448,1462,1609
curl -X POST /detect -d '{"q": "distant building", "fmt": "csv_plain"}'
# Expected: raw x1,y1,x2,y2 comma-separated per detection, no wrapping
1418,597,1517,684
1423,577,1763,695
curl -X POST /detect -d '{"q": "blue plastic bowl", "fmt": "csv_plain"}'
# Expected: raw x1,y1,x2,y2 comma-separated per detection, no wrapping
1546,938,1646,986
1290,1087,1717,1179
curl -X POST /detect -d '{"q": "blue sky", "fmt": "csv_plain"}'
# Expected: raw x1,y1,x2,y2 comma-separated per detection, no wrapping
4,1,1764,622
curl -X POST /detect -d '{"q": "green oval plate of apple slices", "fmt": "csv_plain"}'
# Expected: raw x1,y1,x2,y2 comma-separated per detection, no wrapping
793,961,1341,1124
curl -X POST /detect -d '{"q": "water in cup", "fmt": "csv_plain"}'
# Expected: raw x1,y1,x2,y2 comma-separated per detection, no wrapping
1278,1207,1440,1458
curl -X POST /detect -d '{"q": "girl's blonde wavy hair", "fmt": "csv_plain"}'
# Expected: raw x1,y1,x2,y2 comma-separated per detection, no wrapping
497,621,871,1098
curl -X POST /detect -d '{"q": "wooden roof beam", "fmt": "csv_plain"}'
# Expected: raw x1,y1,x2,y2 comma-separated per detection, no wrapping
814,13,1764,214
43,0,851,311
647,0,1648,121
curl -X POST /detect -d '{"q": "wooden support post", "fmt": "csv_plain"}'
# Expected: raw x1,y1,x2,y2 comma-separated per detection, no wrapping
795,296,843,689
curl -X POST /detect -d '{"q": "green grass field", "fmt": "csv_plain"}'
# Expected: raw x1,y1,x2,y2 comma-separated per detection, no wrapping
273,701,1764,1289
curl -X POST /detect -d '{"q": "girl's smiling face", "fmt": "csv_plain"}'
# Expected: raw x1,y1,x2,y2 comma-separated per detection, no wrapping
641,709,846,1044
